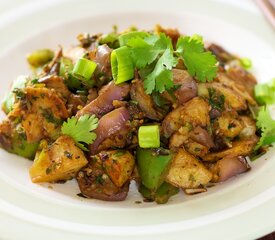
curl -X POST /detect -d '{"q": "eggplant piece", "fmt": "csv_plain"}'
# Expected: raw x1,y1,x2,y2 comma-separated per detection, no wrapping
209,156,251,182
76,81,130,118
76,154,130,201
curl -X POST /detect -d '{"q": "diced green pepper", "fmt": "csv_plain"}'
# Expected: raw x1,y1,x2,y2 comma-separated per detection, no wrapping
11,130,39,159
59,57,82,90
139,182,179,204
2,75,29,114
27,49,54,68
136,148,173,191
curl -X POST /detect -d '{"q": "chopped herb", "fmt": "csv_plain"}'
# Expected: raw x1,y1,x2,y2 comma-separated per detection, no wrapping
113,150,126,158
61,114,99,151
41,108,63,125
176,35,218,82
95,174,105,185
208,88,225,111
255,106,275,149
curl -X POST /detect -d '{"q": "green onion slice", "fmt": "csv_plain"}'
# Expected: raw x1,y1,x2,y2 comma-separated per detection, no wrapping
72,58,97,83
254,84,274,105
111,46,134,84
240,57,252,69
138,125,160,148
118,31,149,46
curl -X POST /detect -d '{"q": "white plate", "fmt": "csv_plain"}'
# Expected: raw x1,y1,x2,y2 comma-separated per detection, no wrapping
0,0,275,239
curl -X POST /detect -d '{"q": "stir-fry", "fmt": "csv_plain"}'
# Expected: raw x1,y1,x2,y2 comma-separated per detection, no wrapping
0,25,274,204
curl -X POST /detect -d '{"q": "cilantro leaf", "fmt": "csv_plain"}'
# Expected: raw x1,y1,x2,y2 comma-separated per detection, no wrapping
61,114,98,151
128,33,173,69
176,35,218,82
144,48,177,94
256,106,275,149
127,33,177,93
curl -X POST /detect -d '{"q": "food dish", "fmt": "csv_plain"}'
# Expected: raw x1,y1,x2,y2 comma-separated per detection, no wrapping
0,0,275,239
1,24,271,204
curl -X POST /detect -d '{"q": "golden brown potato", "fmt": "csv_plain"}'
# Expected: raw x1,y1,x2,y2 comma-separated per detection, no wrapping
217,72,256,106
162,97,210,138
166,149,212,188
239,116,257,139
203,137,258,162
21,87,69,142
38,75,71,100
210,82,247,111
101,150,135,187
29,135,88,183
214,111,244,138
184,140,209,158
182,97,210,127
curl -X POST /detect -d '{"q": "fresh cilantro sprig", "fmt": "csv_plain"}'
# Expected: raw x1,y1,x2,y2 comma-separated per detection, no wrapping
176,35,218,82
127,33,178,94
123,32,217,94
61,114,99,151
256,106,275,149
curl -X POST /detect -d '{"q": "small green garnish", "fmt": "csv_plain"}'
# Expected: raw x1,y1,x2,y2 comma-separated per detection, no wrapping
254,79,275,105
176,35,218,82
240,57,252,69
61,114,99,151
255,106,275,149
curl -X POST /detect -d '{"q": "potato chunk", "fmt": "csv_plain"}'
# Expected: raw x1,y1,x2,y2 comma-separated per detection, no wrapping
162,97,210,138
22,87,69,142
214,111,244,138
166,149,212,188
100,150,135,187
203,137,258,162
29,135,88,183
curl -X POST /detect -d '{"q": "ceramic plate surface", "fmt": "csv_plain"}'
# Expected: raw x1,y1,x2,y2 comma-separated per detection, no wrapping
0,0,275,239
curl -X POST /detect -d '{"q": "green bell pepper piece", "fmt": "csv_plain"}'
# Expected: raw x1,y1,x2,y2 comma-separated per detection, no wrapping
27,49,54,68
136,148,173,191
2,75,29,114
139,182,179,204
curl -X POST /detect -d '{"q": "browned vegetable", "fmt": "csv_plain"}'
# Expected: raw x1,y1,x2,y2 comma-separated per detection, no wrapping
209,156,251,182
29,135,88,183
76,81,130,118
76,154,130,201
166,149,212,189
203,137,258,162
100,150,135,187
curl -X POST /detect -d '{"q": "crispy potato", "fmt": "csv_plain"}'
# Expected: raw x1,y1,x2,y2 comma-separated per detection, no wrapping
166,149,212,188
29,135,88,183
217,72,256,106
203,137,258,162
101,150,135,187
38,75,71,99
21,87,69,142
239,116,257,139
184,140,209,158
162,97,210,138
210,82,247,111
214,111,244,138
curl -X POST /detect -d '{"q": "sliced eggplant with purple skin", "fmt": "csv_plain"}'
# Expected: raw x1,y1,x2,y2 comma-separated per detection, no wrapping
76,153,131,201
